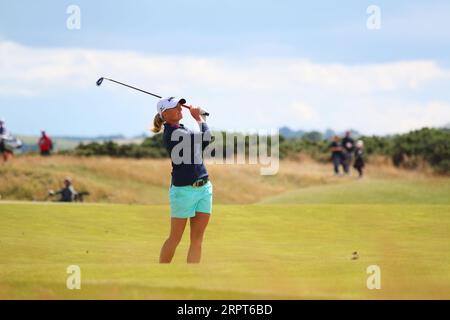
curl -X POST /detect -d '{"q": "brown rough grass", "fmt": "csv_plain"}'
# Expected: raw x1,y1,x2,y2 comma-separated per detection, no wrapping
0,154,435,204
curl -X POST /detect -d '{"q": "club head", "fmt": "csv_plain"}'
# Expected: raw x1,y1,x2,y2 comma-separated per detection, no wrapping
96,77,104,86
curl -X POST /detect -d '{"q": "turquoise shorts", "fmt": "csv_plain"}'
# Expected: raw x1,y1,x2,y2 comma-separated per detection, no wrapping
169,181,213,218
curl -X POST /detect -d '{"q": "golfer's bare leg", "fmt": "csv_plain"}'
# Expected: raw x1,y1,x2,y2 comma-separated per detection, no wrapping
187,212,210,263
159,218,187,263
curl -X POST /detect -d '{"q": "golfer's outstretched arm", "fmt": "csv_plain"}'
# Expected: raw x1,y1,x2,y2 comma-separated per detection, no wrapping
189,106,213,150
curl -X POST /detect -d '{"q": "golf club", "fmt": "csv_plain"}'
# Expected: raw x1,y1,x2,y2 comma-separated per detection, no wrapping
96,77,210,116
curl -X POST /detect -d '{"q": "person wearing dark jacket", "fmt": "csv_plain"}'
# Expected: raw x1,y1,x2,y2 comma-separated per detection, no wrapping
329,135,343,175
341,131,355,175
353,140,365,178
0,118,13,162
49,177,78,202
151,97,213,264
0,119,7,161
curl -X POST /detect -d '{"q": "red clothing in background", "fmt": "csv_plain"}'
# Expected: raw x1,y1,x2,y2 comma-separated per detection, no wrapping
39,135,53,152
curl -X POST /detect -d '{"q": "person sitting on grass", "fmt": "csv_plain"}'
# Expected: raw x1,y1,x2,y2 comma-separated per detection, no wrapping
49,177,78,202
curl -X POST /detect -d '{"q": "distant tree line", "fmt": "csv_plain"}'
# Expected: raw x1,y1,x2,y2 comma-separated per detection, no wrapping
390,128,449,174
279,127,449,174
69,127,449,174
73,134,167,158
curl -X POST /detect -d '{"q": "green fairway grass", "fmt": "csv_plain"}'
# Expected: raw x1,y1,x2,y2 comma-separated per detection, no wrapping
1,201,449,299
260,177,450,205
1,156,449,299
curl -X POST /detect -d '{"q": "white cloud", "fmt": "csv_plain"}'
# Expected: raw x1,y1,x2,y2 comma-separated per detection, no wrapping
383,100,450,134
288,102,318,122
332,99,450,135
1,40,450,134
2,40,449,96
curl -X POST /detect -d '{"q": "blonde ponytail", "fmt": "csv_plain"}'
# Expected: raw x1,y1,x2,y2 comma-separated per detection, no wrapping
151,113,165,133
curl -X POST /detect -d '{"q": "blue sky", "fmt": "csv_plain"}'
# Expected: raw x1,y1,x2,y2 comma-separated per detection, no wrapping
1,0,450,136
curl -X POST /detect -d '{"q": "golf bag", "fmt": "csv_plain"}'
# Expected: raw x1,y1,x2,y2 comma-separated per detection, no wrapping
1,134,23,152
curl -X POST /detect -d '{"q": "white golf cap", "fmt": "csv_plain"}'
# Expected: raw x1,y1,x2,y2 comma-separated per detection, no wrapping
156,97,186,116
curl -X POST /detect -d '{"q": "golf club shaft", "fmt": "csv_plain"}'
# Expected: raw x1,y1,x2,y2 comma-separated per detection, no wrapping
101,78,210,116
103,78,162,99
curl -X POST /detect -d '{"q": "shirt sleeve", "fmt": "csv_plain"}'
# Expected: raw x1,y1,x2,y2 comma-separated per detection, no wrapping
200,122,213,151
70,186,78,195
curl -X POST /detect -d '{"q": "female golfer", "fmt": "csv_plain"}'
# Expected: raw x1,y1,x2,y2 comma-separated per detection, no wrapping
152,97,213,263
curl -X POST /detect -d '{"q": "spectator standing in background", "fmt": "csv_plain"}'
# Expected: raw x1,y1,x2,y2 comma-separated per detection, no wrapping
0,119,7,161
353,140,365,178
341,131,355,175
0,118,12,162
38,131,53,156
329,135,343,176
